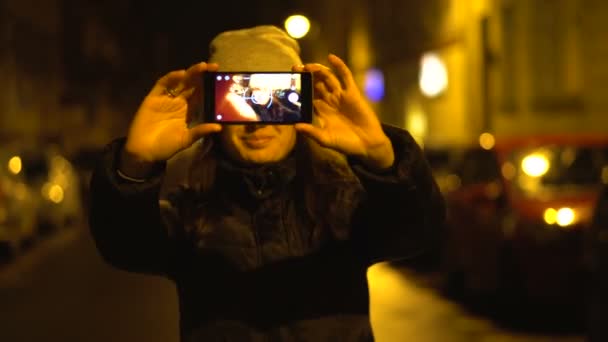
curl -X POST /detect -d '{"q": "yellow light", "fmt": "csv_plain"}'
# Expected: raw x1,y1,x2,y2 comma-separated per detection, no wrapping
557,208,576,227
48,184,64,204
556,207,575,227
284,15,311,39
445,174,462,192
544,208,557,225
52,156,69,172
8,156,22,175
521,154,550,177
406,108,427,142
419,52,448,98
479,133,495,150
501,162,517,180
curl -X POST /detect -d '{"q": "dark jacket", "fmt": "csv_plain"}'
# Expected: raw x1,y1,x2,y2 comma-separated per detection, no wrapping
88,125,446,342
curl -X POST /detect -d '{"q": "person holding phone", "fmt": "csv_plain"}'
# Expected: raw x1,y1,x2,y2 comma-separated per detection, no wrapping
89,25,445,342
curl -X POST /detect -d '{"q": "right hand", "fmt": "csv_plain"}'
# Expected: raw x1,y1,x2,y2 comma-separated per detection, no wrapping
121,62,222,175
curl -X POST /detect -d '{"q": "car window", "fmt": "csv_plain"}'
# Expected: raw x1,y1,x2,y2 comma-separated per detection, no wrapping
507,145,608,194
541,147,606,186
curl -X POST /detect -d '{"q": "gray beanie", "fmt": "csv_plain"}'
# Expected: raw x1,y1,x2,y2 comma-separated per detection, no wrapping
209,25,302,71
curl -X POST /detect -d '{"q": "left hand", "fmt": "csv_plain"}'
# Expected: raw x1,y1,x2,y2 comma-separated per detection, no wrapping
293,54,394,170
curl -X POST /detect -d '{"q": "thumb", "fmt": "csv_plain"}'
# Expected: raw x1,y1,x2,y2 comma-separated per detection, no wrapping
184,123,222,147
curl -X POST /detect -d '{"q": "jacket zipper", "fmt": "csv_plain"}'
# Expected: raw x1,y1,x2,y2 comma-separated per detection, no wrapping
251,210,263,267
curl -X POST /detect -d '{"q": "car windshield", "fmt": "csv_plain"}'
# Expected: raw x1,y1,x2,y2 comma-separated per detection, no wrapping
505,145,608,194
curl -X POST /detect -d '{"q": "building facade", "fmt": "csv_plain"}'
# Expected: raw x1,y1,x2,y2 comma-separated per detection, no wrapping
301,0,608,148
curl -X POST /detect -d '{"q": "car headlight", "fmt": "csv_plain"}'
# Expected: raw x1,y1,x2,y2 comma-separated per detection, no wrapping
41,182,64,204
544,207,576,227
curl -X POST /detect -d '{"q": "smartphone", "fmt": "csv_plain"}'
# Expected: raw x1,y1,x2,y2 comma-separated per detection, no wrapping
203,71,312,124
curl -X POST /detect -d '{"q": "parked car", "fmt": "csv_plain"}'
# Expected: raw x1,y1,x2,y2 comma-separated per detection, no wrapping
0,146,39,261
442,135,608,306
19,145,83,234
0,141,83,261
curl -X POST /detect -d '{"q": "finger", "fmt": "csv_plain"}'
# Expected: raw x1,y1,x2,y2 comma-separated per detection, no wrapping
304,63,342,96
311,65,342,94
183,62,206,88
185,62,218,84
186,123,222,145
294,123,332,148
314,81,331,101
182,62,214,98
302,63,325,71
314,80,329,93
151,70,187,96
292,64,305,72
185,63,219,120
328,54,356,90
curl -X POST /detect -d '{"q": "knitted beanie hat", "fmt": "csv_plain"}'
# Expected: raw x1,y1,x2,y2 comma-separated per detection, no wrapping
208,25,302,71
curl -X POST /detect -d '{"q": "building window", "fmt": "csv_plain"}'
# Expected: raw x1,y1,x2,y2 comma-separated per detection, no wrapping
499,3,517,112
528,0,583,112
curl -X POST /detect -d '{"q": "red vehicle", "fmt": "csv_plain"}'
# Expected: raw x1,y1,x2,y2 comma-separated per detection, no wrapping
442,135,608,307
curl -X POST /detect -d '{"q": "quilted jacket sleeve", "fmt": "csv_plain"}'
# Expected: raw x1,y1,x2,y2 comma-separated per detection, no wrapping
88,137,180,277
349,124,446,268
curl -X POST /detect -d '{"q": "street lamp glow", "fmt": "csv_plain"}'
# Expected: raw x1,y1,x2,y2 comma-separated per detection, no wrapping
521,153,550,177
419,52,448,98
285,15,310,39
8,156,22,175
479,133,495,150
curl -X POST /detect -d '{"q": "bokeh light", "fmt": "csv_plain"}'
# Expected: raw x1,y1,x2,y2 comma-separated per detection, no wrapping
364,68,385,102
544,208,557,225
8,156,22,175
556,208,575,227
521,153,550,177
419,53,448,98
479,133,495,150
285,15,310,39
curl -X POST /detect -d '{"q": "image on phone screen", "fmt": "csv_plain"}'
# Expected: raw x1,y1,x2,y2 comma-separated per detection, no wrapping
204,72,312,124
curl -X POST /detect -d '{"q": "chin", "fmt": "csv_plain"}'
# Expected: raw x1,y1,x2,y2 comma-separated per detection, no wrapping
242,152,283,165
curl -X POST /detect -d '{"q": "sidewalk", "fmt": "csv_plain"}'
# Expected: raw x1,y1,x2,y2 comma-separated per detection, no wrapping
368,262,584,342
0,227,587,342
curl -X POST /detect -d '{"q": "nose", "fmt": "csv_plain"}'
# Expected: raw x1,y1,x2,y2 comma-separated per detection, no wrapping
244,124,268,132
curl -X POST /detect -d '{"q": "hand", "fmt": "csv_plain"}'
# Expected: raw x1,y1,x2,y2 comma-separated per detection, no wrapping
293,54,394,170
122,62,222,174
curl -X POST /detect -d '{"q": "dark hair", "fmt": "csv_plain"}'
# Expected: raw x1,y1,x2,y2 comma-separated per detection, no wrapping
179,133,364,245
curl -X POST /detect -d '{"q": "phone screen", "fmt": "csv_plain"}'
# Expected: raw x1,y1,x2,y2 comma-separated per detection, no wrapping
203,72,312,124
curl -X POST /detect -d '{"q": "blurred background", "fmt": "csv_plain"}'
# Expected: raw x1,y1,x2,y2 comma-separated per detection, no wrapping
1,0,607,341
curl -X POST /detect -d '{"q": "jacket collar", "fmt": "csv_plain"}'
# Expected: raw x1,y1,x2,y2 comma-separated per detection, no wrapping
216,153,296,200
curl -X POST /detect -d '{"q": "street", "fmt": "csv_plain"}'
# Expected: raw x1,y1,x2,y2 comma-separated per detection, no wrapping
0,225,585,342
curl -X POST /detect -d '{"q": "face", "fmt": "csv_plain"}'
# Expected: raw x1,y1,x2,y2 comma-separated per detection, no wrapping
219,124,297,165
251,88,271,105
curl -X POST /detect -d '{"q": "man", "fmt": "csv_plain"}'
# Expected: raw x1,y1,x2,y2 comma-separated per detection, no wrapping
89,25,445,341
